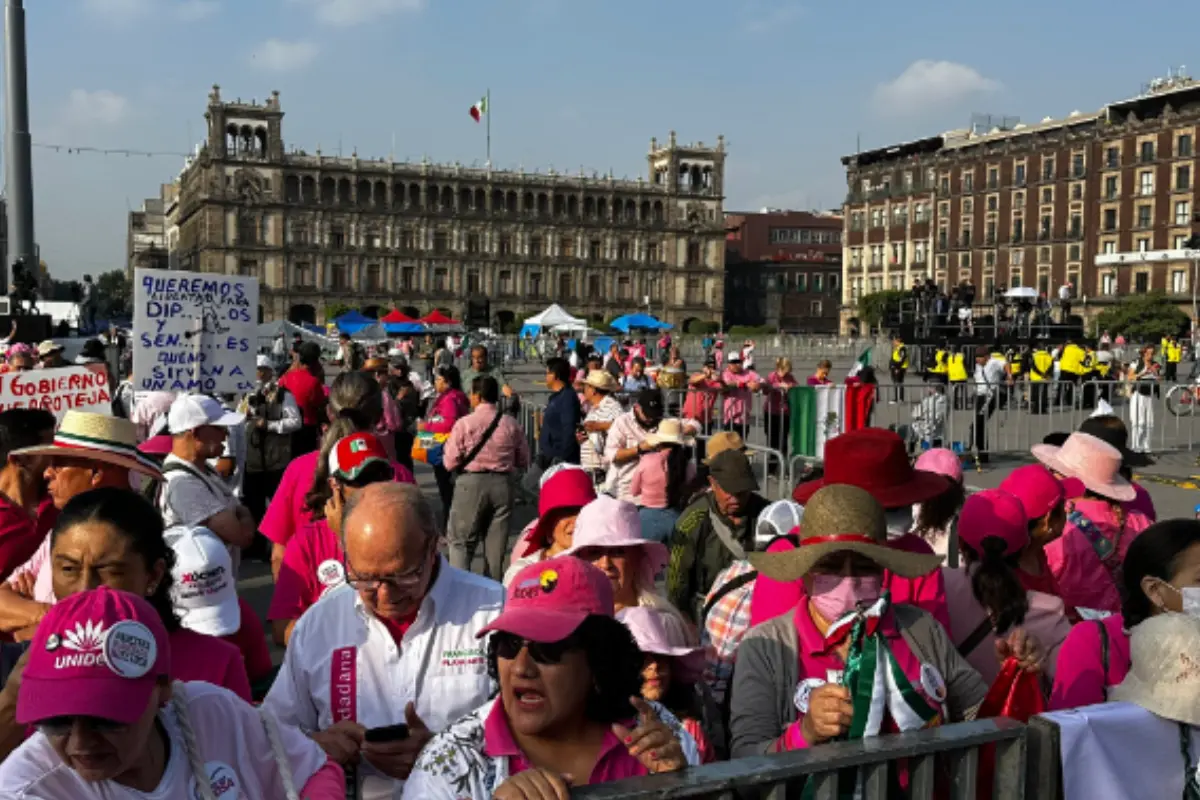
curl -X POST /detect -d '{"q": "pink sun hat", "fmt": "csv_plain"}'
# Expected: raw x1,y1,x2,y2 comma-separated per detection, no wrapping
1031,432,1135,503
617,606,704,683
915,447,964,485
17,586,170,726
478,556,613,643
563,494,669,584
957,488,1029,557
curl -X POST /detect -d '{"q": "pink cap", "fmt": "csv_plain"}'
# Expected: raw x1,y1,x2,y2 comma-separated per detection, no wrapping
522,469,597,557
18,587,170,725
136,434,174,456
957,488,1029,557
915,447,964,484
478,556,613,643
999,464,1070,521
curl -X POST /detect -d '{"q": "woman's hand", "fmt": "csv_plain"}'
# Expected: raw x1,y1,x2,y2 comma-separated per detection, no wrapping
800,684,854,745
493,768,572,800
612,697,686,773
995,628,1044,673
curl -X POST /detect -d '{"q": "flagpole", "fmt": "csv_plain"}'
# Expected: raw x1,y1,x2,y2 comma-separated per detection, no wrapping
486,88,491,168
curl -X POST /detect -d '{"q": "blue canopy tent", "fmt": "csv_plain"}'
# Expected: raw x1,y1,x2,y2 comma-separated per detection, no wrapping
384,322,426,335
334,310,376,334
610,313,673,333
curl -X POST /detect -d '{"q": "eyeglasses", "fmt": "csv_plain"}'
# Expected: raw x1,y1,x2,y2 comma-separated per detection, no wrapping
492,631,578,665
345,546,434,593
37,716,127,737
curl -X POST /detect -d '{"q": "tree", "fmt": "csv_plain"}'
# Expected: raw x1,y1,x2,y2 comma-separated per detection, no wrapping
94,270,131,318
1095,293,1190,342
325,303,355,322
856,290,910,330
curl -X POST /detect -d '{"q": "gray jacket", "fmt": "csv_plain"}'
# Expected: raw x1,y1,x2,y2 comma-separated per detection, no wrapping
729,604,988,759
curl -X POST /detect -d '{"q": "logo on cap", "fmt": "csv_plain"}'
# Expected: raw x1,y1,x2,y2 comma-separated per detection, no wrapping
539,569,559,593
102,620,156,679
349,437,368,453
62,620,105,654
44,633,60,652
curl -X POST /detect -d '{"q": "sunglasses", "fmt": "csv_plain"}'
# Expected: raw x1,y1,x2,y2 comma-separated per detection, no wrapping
492,631,578,665
37,715,128,737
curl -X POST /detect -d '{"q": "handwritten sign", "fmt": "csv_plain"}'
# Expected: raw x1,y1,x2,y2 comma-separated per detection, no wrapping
133,268,258,394
0,364,111,419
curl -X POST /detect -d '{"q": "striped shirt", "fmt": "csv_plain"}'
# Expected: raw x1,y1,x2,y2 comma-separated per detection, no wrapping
581,395,623,472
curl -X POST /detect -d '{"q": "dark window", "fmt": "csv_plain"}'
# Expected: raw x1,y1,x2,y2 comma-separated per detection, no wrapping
1105,176,1119,199
1072,154,1085,177
1106,147,1120,169
1014,164,1026,185
1180,135,1194,158
687,241,702,266
1137,205,1152,227
1103,209,1117,231
1135,272,1149,293
1178,165,1192,191
1141,141,1155,162
433,232,448,254
1042,158,1055,181
467,271,481,294
530,237,542,258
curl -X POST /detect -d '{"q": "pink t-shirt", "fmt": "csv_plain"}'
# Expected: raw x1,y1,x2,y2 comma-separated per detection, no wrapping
0,495,37,584
170,627,253,703
1045,498,1152,614
630,450,696,509
721,369,761,424
260,451,415,546
267,521,346,622
1048,613,1131,711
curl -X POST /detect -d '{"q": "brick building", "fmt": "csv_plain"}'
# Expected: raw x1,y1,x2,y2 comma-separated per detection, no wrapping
724,210,843,332
841,72,1200,333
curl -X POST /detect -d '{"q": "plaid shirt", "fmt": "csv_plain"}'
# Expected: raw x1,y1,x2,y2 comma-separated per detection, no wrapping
701,560,756,705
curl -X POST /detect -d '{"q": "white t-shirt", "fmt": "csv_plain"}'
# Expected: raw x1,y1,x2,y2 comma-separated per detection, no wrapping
262,560,503,800
0,682,328,799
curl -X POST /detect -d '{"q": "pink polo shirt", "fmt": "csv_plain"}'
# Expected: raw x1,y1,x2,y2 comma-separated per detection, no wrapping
260,450,415,547
1048,613,1131,711
483,699,648,784
267,521,346,622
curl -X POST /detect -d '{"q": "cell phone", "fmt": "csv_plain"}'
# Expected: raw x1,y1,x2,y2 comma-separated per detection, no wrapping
364,723,409,743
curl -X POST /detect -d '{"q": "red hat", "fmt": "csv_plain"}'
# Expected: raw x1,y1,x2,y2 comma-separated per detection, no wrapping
957,488,1029,557
478,556,613,643
520,469,596,557
328,432,391,482
792,428,949,508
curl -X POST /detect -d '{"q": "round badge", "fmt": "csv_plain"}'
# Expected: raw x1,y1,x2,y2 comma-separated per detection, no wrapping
191,761,239,800
101,620,156,679
920,663,947,703
316,559,346,588
44,633,60,652
793,678,827,714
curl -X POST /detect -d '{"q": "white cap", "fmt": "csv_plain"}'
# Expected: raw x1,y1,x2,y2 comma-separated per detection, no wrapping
165,527,241,637
256,354,273,369
167,394,244,434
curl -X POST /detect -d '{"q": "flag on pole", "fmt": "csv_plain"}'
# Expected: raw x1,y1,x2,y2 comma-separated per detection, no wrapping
847,347,872,378
789,385,845,460
469,95,488,122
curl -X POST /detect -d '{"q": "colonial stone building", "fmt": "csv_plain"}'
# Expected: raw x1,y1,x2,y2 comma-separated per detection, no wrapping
169,86,727,330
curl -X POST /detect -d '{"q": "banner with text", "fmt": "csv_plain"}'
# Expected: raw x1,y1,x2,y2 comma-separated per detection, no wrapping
133,268,258,395
0,364,111,418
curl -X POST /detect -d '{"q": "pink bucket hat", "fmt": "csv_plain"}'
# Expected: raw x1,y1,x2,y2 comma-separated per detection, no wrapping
617,607,704,683
520,469,597,557
915,448,964,485
1031,432,1135,503
563,494,669,582
478,556,613,643
18,587,170,726
957,488,1029,557
998,464,1082,521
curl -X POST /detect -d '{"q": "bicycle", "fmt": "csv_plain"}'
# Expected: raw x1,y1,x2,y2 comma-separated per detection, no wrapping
1166,382,1200,416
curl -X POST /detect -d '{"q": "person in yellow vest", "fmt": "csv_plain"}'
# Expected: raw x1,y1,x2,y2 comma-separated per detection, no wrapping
1056,337,1087,406
924,341,949,386
948,347,969,409
888,333,909,404
1166,335,1183,382
1027,342,1054,414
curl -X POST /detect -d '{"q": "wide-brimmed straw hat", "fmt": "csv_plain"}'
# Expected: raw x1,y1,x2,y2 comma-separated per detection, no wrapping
1110,613,1200,726
12,411,162,478
583,370,620,393
792,428,950,508
1031,432,1135,503
749,484,943,581
36,340,64,357
643,418,695,449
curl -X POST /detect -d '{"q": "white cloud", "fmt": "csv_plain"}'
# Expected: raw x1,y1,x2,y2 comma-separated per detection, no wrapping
80,0,219,24
872,60,1001,117
250,39,320,73
61,89,130,128
742,4,803,34
289,0,425,26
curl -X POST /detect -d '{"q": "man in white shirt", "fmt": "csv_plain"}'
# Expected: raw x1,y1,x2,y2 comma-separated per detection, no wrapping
263,482,503,800
971,347,1009,464
1058,281,1072,322
579,370,623,483
160,394,256,552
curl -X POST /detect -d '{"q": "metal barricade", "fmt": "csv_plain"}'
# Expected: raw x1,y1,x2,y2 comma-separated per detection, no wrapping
572,718,1029,800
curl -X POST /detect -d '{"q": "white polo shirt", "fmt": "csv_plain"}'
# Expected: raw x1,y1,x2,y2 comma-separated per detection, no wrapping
262,559,503,800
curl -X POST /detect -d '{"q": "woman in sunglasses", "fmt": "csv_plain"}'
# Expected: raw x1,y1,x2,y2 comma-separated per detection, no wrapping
0,587,345,798
404,557,698,800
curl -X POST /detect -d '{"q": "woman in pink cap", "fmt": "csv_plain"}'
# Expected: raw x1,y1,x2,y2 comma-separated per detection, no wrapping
0,587,344,798
1032,432,1152,614
998,464,1075,600
1050,519,1200,710
910,448,966,560
404,557,696,800
503,467,596,586
942,489,1071,685
619,606,717,763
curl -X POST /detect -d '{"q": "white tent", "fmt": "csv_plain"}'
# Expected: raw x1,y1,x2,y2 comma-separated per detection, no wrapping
521,304,587,336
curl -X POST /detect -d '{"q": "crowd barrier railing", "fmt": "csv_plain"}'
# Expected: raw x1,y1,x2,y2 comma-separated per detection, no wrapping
571,717,1029,800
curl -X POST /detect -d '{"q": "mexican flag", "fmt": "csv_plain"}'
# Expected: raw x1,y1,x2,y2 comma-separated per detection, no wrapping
789,385,844,459
469,95,488,122
847,347,872,378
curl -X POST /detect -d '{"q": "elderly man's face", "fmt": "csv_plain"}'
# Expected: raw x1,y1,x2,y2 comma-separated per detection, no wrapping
45,456,130,509
343,498,439,621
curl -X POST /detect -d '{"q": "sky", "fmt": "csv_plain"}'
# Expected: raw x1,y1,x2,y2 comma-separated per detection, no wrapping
6,0,1200,280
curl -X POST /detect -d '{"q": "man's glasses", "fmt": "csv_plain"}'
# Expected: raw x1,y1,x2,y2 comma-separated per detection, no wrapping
492,631,578,665
345,545,434,593
37,716,127,737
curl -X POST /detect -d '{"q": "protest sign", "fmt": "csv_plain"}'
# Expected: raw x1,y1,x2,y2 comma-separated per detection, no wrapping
133,268,258,395
0,364,111,419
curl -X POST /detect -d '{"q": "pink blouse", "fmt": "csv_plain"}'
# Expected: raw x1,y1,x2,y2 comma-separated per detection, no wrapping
1045,498,1152,614
1048,613,1130,710
423,389,470,435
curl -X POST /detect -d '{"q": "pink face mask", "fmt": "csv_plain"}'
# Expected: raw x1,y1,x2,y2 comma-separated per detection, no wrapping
810,574,882,622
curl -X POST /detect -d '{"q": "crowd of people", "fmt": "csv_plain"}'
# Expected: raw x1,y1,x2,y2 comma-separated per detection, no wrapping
0,329,1193,798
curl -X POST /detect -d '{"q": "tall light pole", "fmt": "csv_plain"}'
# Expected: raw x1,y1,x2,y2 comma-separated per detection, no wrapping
5,0,36,295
